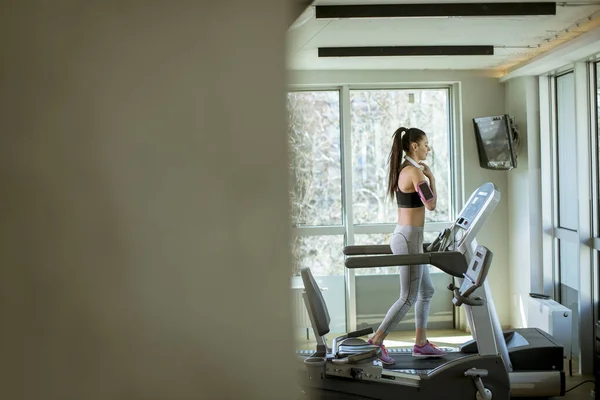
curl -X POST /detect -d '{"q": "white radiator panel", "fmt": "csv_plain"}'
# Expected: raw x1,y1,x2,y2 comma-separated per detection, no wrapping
527,297,572,358
291,288,311,329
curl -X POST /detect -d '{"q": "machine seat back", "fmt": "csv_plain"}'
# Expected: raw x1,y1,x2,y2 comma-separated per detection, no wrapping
300,267,331,337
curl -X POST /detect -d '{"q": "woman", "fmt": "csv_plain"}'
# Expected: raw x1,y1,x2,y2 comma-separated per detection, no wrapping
367,127,446,365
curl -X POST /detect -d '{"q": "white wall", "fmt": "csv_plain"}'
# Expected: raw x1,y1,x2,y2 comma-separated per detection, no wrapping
288,69,511,329
0,2,296,399
505,77,543,329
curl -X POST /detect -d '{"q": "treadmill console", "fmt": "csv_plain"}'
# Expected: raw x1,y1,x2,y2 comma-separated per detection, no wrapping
450,182,500,251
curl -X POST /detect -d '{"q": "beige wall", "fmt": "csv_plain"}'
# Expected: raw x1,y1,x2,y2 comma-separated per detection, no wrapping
0,2,295,399
505,76,542,329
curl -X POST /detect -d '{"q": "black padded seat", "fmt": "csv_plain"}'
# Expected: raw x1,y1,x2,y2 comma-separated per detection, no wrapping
301,267,380,362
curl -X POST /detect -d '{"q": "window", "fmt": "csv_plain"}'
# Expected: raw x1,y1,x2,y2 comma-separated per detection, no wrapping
552,71,580,357
555,73,578,230
350,89,452,225
593,62,600,328
540,64,598,376
287,90,342,227
287,86,455,333
291,235,345,277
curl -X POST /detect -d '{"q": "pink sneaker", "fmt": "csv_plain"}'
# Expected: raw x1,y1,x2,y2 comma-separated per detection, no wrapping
368,339,395,365
412,341,446,358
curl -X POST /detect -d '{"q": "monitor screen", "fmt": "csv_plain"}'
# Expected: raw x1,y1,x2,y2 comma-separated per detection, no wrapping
473,115,517,170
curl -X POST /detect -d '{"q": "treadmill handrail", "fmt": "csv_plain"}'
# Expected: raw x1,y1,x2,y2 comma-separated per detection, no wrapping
346,253,429,268
343,245,391,255
345,251,468,278
343,244,432,255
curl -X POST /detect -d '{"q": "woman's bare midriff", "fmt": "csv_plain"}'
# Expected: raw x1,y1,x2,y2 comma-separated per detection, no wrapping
397,206,425,227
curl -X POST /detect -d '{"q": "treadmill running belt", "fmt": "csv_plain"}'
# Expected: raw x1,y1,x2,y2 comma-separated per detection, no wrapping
384,350,467,370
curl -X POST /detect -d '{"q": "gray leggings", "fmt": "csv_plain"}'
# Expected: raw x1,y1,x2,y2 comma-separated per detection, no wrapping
377,225,435,334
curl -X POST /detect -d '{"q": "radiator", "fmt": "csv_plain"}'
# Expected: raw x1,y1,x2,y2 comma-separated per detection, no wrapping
527,296,572,359
291,288,312,337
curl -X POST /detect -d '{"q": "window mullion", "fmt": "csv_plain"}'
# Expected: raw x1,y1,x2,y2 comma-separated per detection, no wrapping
340,85,356,332
341,86,354,243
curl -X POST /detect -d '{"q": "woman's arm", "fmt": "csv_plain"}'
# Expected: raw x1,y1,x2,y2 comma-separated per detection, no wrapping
414,164,437,211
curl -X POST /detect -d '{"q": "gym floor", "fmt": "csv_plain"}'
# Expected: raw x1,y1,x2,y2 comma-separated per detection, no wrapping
295,329,596,399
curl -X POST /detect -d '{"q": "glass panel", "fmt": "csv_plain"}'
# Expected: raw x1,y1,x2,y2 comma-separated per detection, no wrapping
350,89,452,225
287,91,342,226
291,235,345,277
558,239,580,356
555,73,578,231
291,235,346,334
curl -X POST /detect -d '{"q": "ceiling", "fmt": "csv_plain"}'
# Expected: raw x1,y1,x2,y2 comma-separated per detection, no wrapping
287,0,600,74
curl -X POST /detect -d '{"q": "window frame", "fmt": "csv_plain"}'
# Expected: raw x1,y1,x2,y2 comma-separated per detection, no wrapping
287,83,460,331
591,61,600,351
540,61,596,375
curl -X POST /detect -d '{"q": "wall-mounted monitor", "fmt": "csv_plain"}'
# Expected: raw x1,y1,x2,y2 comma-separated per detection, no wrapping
473,114,518,170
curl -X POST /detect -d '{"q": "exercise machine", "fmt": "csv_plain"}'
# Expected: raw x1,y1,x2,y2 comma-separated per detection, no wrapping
300,243,507,399
297,182,565,399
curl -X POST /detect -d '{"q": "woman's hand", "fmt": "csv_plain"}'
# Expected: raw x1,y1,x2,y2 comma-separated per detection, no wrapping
420,162,434,181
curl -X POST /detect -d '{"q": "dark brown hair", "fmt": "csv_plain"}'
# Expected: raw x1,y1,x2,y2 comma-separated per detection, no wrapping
387,127,427,199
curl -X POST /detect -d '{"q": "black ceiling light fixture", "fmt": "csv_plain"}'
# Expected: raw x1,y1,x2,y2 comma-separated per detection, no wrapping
318,45,494,57
315,3,556,19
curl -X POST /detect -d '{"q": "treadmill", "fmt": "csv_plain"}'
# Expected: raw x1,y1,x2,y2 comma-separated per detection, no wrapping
344,256,565,397
341,182,565,398
299,243,512,399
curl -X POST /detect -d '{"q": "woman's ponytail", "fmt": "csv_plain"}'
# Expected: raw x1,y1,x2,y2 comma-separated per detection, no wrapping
387,127,407,199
